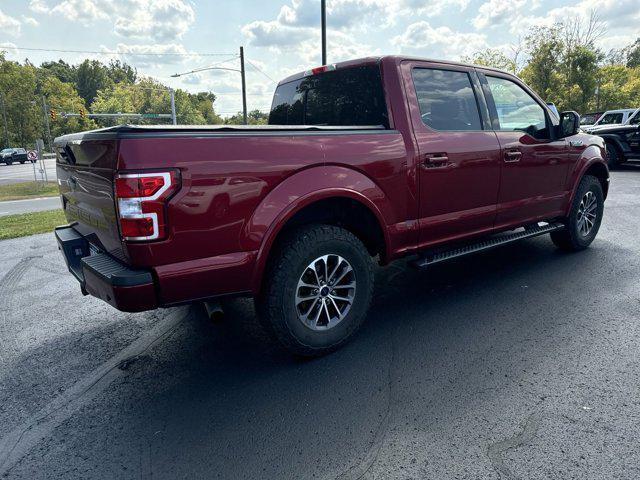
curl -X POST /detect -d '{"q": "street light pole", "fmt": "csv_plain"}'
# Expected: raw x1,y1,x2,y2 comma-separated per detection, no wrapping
321,0,327,65
169,88,177,125
240,46,248,125
172,53,248,125
42,96,53,152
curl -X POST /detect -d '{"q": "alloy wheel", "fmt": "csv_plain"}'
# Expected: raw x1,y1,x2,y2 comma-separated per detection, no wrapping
576,190,597,237
295,254,356,331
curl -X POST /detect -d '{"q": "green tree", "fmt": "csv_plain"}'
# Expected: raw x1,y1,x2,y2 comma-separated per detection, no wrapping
75,59,111,107
41,76,96,137
462,49,517,73
40,60,76,84
625,38,640,68
520,25,565,107
0,54,40,148
105,60,137,84
224,109,268,125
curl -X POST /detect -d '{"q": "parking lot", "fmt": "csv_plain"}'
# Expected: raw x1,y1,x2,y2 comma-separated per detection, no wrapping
0,166,638,479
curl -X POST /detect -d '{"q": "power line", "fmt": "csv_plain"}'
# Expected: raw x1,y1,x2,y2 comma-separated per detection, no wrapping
3,46,236,57
246,59,277,84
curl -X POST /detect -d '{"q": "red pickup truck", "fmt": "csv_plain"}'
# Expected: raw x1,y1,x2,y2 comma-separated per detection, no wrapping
55,56,609,356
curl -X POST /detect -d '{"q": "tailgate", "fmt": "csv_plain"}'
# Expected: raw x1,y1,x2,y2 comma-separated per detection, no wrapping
55,134,127,262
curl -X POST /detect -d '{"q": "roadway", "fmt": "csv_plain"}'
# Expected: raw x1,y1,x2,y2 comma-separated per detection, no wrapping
0,157,60,216
0,197,61,216
0,158,57,185
0,167,639,479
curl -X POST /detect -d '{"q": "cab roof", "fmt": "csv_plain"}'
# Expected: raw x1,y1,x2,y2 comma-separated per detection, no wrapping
277,55,514,85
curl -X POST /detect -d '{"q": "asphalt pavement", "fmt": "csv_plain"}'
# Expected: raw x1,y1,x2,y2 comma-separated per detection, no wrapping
0,158,60,216
0,158,56,185
0,167,639,479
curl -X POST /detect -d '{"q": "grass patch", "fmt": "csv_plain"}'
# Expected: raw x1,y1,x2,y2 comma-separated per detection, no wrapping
0,209,67,240
0,181,59,201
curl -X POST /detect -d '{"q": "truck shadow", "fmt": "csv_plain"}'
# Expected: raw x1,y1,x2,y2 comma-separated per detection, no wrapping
3,235,635,479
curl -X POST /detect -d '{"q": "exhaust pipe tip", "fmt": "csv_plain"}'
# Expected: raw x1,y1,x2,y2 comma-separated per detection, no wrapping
203,300,224,323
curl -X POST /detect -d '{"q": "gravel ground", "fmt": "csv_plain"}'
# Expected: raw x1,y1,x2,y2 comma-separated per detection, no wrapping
0,167,639,479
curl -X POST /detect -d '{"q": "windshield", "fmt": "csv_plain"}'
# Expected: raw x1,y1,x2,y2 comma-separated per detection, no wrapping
598,113,624,125
269,65,388,127
0,149,12,154
580,114,598,125
628,111,640,125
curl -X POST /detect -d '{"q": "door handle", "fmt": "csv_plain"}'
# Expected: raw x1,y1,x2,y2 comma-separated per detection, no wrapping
422,153,450,168
504,149,522,162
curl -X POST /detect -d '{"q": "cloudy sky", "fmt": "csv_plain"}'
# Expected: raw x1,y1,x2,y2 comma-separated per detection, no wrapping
0,0,638,116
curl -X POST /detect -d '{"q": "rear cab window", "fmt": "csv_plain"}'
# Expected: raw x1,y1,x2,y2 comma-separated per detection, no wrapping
269,65,389,127
411,68,483,131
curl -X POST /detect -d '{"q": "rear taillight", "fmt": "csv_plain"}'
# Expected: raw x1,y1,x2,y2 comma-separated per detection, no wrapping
115,171,180,241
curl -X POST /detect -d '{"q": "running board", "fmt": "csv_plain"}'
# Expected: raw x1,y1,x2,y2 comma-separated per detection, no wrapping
413,222,565,269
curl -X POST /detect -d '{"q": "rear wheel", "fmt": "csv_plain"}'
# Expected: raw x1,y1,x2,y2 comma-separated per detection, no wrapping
551,175,604,251
605,142,622,169
257,224,374,357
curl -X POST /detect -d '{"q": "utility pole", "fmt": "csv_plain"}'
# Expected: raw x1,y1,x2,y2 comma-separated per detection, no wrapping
321,0,327,65
169,88,177,125
42,96,53,152
0,92,9,148
240,46,248,125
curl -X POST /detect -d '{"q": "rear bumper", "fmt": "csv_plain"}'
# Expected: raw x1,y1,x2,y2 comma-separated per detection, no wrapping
55,225,158,312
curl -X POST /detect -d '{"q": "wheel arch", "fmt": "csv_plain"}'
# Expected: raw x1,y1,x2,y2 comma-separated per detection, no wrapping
245,166,394,293
567,156,609,211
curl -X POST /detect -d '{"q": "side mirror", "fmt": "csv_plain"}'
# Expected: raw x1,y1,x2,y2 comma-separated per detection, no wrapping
559,111,580,138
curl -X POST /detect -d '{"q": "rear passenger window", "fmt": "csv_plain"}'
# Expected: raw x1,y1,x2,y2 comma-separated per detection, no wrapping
411,68,482,131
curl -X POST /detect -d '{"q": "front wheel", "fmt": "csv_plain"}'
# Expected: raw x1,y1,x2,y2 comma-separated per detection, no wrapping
551,175,604,251
257,224,375,357
605,142,622,169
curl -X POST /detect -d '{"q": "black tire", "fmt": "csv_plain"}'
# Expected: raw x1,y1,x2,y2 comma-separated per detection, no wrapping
605,142,622,169
551,175,604,251
20,161,25,164
256,224,374,357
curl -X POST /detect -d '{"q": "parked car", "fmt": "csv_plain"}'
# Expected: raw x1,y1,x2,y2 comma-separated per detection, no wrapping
584,108,639,133
0,147,30,164
593,111,640,167
54,56,609,356
12,148,28,163
0,148,14,164
580,111,604,128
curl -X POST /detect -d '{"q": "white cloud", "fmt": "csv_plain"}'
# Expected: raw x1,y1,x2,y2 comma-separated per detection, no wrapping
400,0,470,18
0,42,20,58
472,0,527,29
0,9,22,36
242,20,310,47
27,0,196,41
392,20,487,59
106,42,191,68
113,0,196,41
21,15,40,27
507,0,640,38
49,0,112,22
29,0,50,14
